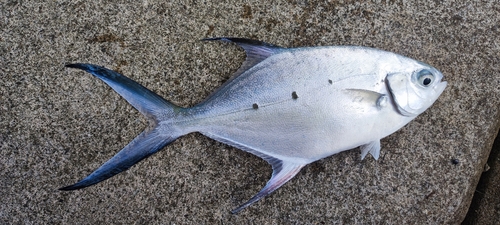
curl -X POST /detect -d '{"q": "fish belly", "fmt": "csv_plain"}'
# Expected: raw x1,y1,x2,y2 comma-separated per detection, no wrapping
189,88,411,162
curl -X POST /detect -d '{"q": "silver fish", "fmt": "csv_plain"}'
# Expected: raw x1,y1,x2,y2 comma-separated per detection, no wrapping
60,37,447,213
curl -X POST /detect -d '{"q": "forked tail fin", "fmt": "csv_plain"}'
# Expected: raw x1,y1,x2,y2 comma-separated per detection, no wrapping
60,64,184,190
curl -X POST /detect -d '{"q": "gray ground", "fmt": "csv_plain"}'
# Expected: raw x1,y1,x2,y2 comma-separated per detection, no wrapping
1,1,499,224
465,134,500,225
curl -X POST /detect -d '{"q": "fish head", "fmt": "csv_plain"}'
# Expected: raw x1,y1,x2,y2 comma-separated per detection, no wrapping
386,62,447,117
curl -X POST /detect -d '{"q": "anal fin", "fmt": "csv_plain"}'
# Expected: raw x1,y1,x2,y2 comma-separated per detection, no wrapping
232,160,305,214
199,132,307,213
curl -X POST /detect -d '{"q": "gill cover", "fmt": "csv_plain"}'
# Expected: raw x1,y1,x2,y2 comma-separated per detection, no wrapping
386,68,446,116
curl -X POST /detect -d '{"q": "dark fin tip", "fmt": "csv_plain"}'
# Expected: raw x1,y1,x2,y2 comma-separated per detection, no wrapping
201,37,224,42
65,63,87,70
58,184,80,191
202,37,281,48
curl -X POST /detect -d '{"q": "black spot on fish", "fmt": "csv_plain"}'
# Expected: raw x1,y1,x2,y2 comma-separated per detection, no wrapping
328,79,333,84
292,91,298,99
252,103,259,109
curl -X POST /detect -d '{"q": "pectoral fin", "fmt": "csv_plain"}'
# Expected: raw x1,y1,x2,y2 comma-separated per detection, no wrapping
344,89,388,110
360,140,381,160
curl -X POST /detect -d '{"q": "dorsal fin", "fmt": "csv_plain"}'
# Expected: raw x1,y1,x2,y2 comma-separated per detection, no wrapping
197,38,286,106
202,37,285,78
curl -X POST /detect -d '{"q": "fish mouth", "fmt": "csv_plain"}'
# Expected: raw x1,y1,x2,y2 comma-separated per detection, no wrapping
434,80,448,96
426,66,447,95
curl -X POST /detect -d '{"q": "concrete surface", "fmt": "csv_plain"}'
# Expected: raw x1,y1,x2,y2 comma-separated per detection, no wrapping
463,132,500,225
1,0,499,224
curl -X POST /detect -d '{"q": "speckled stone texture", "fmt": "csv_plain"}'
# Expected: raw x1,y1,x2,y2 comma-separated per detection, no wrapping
464,133,500,225
1,1,499,224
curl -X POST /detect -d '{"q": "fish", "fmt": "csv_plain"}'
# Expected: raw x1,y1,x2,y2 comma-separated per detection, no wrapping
60,37,447,213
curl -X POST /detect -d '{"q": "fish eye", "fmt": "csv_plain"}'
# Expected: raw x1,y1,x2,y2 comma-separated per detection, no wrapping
416,70,434,87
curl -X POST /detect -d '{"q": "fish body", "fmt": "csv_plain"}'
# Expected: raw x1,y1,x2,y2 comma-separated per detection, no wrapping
61,38,447,213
